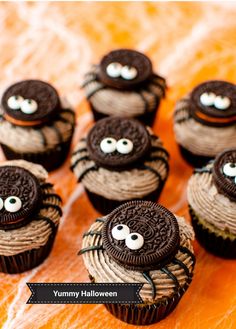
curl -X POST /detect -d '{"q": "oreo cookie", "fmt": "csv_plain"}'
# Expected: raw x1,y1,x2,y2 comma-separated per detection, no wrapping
87,117,151,170
190,80,236,127
102,201,180,271
1,80,61,127
98,49,153,90
212,149,236,202
0,166,41,230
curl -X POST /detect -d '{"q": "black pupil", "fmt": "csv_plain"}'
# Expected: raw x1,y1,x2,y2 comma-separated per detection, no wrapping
230,163,236,168
9,198,16,204
117,225,123,230
131,234,138,240
28,100,32,104
107,140,112,144
122,141,128,145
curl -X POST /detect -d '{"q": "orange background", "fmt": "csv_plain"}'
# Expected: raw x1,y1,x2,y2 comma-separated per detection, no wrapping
0,2,236,329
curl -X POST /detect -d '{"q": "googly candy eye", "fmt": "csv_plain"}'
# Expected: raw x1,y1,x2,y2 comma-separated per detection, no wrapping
21,99,38,114
214,96,231,110
0,198,3,211
4,196,22,213
116,138,133,154
199,92,216,107
125,232,144,250
106,62,122,78
7,95,24,110
121,65,138,80
223,163,236,177
112,224,130,240
100,137,117,153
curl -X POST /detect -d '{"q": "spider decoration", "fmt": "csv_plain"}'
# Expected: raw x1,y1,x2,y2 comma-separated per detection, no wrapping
81,49,166,115
0,165,62,233
71,117,169,202
175,80,236,127
79,201,195,300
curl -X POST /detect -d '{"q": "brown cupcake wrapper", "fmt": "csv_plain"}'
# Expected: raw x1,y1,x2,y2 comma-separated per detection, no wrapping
0,227,58,274
104,283,189,325
178,145,213,168
85,184,165,215
1,137,73,172
189,205,236,259
89,102,159,127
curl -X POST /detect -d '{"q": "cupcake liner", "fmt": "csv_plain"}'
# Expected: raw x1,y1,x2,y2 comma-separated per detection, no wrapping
89,101,159,127
178,145,213,168
0,227,57,274
85,184,164,215
189,205,236,258
1,138,73,172
104,284,188,325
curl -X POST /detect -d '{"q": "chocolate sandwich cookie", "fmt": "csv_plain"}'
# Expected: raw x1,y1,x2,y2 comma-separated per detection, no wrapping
0,160,62,274
0,79,75,171
80,201,195,325
71,117,170,214
82,49,166,126
0,166,41,230
174,80,236,167
187,148,236,258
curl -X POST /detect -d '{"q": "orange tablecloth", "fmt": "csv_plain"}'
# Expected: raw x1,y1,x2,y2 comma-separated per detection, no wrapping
0,2,236,328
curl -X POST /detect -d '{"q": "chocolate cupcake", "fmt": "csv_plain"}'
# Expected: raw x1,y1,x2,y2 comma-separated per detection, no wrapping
79,201,195,325
0,80,75,171
187,148,236,258
82,49,166,126
174,80,236,167
0,160,62,273
71,117,169,214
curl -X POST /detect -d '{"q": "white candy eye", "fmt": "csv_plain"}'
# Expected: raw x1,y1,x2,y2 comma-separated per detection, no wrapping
112,224,130,240
125,233,144,250
0,198,3,211
214,96,231,110
200,92,216,107
116,138,133,154
100,137,117,153
21,99,38,114
121,65,138,80
223,163,236,177
7,95,24,110
106,62,122,78
4,196,22,213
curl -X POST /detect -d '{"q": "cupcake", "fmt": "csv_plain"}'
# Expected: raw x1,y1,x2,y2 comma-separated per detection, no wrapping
187,148,236,258
0,79,75,171
71,117,169,214
79,201,195,325
82,49,166,126
174,80,236,167
0,160,62,273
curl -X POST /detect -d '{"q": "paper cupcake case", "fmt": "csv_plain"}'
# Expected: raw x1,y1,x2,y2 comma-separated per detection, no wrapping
1,137,73,172
189,206,236,259
0,227,58,274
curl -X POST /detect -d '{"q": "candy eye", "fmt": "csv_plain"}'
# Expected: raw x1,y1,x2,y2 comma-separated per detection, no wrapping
100,137,117,153
200,92,216,106
4,196,22,213
112,224,130,240
7,95,24,110
125,233,144,250
121,65,138,80
214,96,231,110
21,99,38,114
116,138,133,154
0,198,3,211
223,163,236,177
106,62,122,78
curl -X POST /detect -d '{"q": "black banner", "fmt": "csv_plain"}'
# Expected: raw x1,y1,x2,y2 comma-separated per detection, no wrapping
27,283,143,304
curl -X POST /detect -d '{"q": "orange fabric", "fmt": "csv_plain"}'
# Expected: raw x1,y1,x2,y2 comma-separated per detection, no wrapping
0,2,236,328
